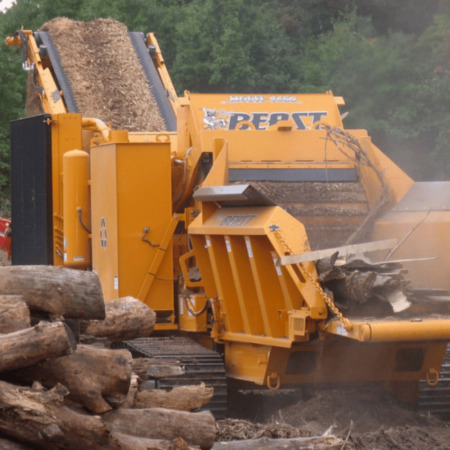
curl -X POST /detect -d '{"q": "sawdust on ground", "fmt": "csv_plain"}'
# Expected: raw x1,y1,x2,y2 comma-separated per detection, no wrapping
36,17,166,131
219,386,450,449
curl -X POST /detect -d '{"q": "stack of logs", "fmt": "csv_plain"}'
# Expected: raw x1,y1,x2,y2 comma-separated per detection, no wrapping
0,266,216,450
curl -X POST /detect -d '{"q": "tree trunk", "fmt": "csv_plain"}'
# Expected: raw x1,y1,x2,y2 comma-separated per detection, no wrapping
103,408,216,449
80,296,156,342
0,381,123,450
0,295,30,333
132,357,184,379
0,266,105,320
0,437,33,449
134,383,214,411
13,345,132,414
0,321,76,372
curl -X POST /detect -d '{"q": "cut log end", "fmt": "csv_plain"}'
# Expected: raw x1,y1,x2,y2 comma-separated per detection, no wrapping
80,296,156,342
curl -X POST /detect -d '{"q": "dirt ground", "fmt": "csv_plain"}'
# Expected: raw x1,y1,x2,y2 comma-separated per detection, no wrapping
219,386,450,449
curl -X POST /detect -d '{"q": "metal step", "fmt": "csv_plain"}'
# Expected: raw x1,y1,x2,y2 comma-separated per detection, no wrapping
116,336,228,418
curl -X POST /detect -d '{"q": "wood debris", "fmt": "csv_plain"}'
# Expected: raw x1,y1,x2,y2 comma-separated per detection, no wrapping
214,419,344,449
318,253,411,315
315,247,450,317
36,18,166,131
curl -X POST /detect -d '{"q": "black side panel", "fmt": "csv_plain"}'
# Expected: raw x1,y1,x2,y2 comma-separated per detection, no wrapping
129,32,177,131
10,115,53,265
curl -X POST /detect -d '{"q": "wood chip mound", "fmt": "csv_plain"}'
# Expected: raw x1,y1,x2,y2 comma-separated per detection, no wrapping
39,17,166,131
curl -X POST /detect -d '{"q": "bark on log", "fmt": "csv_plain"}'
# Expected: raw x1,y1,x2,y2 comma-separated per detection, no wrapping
134,383,214,411
13,345,132,414
0,266,105,320
0,437,33,449
80,296,156,342
0,381,123,450
212,436,344,449
103,408,216,449
0,321,76,372
113,433,191,450
0,295,30,332
132,357,184,379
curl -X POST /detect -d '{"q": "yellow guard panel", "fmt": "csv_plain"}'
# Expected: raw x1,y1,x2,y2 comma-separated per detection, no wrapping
90,140,175,322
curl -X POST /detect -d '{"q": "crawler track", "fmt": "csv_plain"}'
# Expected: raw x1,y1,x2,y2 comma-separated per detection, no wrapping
418,343,450,416
117,336,228,418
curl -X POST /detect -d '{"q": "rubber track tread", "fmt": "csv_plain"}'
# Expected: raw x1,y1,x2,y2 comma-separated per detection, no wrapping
129,32,177,132
116,336,227,418
36,32,79,113
418,343,450,416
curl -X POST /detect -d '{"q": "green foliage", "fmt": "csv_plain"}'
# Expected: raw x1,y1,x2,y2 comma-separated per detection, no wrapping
356,0,442,35
171,0,297,93
0,28,25,195
0,0,449,194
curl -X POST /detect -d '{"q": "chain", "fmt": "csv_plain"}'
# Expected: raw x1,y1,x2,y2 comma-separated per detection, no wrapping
271,226,352,330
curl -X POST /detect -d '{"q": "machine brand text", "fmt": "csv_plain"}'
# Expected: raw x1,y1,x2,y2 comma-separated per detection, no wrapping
228,111,328,130
222,95,300,104
202,108,328,130
220,215,257,226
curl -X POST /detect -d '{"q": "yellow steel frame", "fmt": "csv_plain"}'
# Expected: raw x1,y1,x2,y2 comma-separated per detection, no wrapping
188,203,328,348
146,33,180,114
224,338,449,387
324,318,450,343
6,30,67,115
137,213,182,301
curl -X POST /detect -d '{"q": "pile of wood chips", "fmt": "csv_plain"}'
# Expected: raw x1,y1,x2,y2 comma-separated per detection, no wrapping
38,17,166,131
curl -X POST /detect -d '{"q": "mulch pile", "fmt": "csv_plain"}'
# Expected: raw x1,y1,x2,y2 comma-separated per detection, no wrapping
221,386,450,449
35,17,165,131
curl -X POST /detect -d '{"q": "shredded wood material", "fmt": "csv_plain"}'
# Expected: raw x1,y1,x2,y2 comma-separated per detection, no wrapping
38,17,166,131
216,418,311,441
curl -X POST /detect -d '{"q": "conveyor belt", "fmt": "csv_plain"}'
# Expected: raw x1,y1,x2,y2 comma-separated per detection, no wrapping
35,32,79,113
35,31,176,131
129,32,177,132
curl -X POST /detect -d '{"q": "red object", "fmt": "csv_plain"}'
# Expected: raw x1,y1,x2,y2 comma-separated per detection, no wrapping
0,218,11,258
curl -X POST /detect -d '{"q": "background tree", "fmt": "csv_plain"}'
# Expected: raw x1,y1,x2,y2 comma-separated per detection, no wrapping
171,0,298,93
0,0,449,208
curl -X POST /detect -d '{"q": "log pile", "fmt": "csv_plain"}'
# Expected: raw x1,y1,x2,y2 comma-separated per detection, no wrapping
0,266,216,449
0,265,349,449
